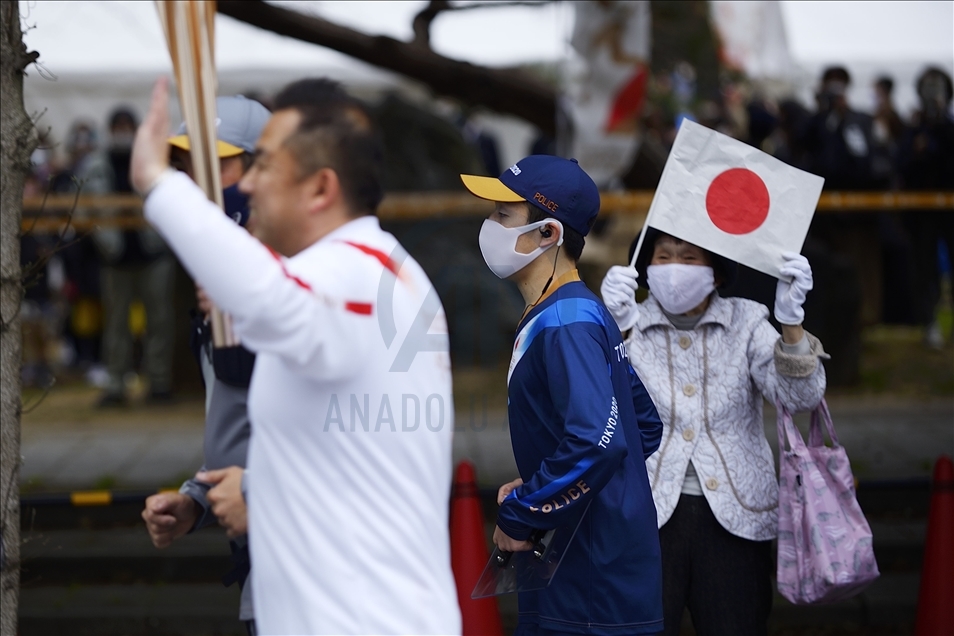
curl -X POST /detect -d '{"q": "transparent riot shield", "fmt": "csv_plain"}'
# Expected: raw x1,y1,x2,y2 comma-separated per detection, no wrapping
471,504,589,598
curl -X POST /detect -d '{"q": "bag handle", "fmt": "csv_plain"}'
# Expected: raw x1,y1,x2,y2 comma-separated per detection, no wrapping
775,401,807,455
808,398,840,448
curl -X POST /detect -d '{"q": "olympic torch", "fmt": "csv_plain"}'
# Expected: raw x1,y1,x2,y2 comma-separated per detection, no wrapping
156,0,237,347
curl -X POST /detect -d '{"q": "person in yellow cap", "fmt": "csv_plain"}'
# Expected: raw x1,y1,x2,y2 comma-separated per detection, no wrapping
166,94,269,189
142,94,269,634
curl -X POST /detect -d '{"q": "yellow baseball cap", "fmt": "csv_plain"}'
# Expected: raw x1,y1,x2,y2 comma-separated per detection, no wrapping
459,174,525,202
167,95,270,158
167,135,245,158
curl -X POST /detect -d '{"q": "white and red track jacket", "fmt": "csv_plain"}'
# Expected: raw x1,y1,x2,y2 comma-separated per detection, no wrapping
145,172,460,635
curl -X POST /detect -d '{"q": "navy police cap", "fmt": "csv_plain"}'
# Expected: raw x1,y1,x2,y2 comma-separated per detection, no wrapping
461,155,601,236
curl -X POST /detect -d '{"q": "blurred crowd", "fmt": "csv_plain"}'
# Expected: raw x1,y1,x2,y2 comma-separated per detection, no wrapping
22,107,176,402
640,64,954,192
635,63,954,352
18,65,954,394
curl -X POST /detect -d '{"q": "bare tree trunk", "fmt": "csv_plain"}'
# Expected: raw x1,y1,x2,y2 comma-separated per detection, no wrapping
217,0,558,135
0,3,38,634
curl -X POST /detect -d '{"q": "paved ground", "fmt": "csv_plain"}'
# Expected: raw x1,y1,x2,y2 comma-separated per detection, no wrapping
16,384,950,635
17,520,928,636
20,388,953,492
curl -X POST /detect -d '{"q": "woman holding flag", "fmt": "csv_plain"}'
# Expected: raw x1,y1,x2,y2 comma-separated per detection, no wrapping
600,229,828,635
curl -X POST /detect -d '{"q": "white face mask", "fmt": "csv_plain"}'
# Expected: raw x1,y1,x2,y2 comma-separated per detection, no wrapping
646,264,715,315
478,218,564,279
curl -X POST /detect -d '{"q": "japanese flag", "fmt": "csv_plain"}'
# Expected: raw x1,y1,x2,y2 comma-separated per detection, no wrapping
644,120,824,278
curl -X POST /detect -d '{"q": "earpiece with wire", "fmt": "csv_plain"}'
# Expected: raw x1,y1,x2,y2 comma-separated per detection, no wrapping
539,224,564,245
530,221,565,309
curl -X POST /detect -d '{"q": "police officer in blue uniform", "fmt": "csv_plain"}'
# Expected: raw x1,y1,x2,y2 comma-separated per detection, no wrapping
462,156,665,635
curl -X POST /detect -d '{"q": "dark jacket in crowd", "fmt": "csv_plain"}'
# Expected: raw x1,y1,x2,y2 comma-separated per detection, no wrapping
802,109,876,190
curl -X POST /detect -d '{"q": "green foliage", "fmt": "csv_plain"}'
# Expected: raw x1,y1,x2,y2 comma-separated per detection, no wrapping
831,326,954,397
160,471,196,491
92,475,117,490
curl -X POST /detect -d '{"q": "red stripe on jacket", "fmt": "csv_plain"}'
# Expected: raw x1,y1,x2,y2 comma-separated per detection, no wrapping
265,245,373,315
344,302,373,315
266,246,314,292
340,241,401,279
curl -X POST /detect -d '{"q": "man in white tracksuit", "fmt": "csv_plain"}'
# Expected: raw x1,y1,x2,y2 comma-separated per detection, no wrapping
130,77,461,635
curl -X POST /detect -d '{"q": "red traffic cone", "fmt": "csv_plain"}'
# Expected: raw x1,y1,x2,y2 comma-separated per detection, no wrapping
450,460,504,636
915,455,954,636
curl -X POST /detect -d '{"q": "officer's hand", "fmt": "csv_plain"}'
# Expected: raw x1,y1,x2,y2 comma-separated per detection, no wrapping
142,492,197,548
493,525,533,552
199,466,248,538
497,477,524,505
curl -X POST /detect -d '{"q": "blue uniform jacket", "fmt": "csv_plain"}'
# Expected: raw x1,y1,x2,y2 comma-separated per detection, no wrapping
498,281,664,635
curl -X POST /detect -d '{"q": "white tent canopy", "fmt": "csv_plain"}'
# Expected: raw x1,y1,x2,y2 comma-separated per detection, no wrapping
19,1,953,161
21,1,404,150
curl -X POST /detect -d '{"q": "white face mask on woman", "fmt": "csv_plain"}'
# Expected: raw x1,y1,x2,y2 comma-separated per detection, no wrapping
646,263,715,315
478,218,563,279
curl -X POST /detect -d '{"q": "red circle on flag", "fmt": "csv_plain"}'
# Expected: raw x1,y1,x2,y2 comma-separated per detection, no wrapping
705,168,770,235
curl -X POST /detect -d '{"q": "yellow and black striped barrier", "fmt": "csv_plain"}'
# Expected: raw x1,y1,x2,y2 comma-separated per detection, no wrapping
18,478,934,508
22,488,180,508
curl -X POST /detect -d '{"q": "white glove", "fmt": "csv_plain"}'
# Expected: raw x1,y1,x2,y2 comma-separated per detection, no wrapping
774,252,813,325
600,265,640,331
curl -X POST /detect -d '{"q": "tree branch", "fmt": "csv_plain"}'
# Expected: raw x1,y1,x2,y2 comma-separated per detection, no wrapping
17,50,38,74
412,0,449,48
216,0,557,134
414,1,552,48
451,1,554,8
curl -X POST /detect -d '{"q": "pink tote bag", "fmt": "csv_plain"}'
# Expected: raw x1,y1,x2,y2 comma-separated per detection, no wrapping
775,399,880,604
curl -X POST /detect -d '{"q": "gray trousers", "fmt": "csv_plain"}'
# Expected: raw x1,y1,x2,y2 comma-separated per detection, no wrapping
179,346,255,622
100,255,176,394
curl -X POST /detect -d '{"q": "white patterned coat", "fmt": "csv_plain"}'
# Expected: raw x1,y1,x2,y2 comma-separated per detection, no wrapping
628,294,827,541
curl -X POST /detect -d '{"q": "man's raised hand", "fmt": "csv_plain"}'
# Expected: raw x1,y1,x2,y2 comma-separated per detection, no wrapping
131,76,173,195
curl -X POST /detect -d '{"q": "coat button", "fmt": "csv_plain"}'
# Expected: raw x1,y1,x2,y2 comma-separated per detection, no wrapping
682,428,695,441
683,384,696,397
706,477,719,491
678,335,691,349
